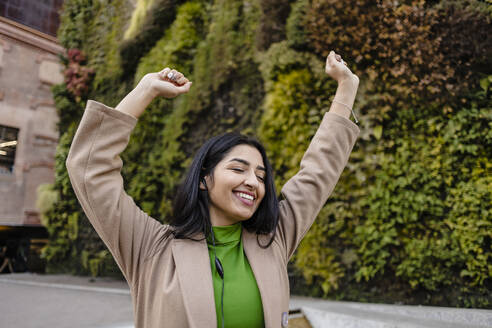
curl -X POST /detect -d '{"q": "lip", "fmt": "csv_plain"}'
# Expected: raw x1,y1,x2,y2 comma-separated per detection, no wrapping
233,191,255,206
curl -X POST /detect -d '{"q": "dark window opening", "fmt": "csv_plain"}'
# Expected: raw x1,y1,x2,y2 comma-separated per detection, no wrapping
0,0,64,37
0,124,19,174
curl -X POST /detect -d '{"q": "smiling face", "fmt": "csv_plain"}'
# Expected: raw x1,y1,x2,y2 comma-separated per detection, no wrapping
204,144,266,226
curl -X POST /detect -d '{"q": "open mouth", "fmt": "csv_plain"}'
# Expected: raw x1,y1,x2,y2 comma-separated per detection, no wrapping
233,191,255,206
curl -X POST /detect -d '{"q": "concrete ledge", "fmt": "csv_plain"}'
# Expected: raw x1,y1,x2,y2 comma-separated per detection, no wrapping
290,296,492,328
0,16,64,55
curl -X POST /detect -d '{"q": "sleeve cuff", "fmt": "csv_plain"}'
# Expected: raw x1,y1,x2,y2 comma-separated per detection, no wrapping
324,111,360,136
85,100,138,128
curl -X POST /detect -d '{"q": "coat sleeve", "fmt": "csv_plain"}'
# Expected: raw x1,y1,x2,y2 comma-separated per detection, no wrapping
65,100,169,286
276,112,360,262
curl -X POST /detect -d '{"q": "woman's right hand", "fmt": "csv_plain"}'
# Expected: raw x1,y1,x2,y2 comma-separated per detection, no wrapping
141,67,193,99
115,67,193,118
325,51,359,86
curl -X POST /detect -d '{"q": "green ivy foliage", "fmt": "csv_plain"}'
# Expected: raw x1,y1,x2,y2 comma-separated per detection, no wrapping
133,1,209,85
119,0,185,80
58,0,131,97
122,0,210,219
285,0,308,51
124,0,160,40
46,0,491,307
258,66,337,188
258,0,491,307
40,120,122,277
255,0,292,51
349,88,491,306
42,0,136,276
57,0,97,49
36,183,59,227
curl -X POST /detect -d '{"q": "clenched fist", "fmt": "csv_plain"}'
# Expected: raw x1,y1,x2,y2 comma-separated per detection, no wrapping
141,67,193,99
325,51,359,86
115,67,193,118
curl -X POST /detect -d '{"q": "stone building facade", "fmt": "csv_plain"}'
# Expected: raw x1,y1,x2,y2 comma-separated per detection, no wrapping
0,3,64,227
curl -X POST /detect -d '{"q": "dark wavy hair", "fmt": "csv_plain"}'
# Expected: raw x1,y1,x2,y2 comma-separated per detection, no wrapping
165,132,279,248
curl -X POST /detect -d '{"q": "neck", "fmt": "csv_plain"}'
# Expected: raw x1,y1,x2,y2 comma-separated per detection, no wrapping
209,208,239,226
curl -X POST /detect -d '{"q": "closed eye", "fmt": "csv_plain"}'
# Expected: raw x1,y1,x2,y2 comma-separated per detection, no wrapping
231,168,265,182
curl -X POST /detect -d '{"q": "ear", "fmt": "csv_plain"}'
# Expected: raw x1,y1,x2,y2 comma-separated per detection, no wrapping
199,177,208,191
200,175,213,191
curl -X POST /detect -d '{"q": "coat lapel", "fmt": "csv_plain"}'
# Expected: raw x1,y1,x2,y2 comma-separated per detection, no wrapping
172,237,217,328
242,229,280,328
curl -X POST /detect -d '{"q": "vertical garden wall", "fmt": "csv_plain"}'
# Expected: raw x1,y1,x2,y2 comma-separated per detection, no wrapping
40,0,491,307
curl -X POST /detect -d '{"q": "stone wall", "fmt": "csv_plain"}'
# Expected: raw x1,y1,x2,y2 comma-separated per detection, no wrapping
0,17,64,225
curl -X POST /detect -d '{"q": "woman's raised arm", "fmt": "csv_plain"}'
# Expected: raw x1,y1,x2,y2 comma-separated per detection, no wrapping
65,68,192,286
276,51,361,262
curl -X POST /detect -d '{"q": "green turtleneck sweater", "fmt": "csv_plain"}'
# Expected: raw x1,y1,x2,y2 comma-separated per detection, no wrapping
207,223,265,328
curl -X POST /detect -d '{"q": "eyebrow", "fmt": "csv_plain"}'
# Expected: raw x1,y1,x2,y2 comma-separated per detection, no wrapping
228,158,266,172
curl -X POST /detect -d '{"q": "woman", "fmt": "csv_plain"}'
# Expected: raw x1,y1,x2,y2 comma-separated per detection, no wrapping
66,50,360,328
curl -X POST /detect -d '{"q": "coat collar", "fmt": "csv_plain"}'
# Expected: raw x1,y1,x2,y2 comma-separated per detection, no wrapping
171,229,277,328
242,228,277,328
172,236,216,327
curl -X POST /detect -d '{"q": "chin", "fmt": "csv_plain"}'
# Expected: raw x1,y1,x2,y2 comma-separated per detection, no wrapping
228,211,253,224
239,210,258,222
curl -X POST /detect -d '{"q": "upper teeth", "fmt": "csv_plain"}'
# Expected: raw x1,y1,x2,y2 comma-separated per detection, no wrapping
237,192,254,200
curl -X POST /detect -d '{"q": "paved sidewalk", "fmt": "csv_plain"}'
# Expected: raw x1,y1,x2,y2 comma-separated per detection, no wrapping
0,272,130,291
1,273,491,328
0,273,133,328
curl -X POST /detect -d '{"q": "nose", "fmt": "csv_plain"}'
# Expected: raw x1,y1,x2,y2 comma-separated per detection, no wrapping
244,169,259,189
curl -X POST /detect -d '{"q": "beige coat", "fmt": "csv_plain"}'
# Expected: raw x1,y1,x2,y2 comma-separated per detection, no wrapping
66,100,360,328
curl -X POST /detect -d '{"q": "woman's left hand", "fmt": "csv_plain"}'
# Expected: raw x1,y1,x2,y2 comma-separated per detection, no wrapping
325,50,359,86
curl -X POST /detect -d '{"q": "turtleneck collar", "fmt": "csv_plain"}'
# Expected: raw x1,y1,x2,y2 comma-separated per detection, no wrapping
207,222,242,245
